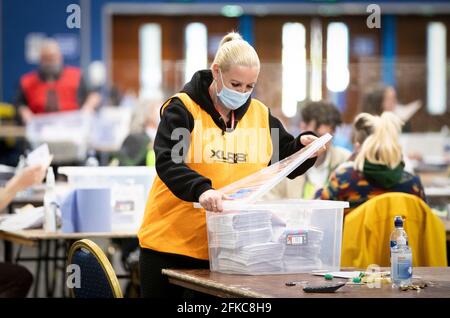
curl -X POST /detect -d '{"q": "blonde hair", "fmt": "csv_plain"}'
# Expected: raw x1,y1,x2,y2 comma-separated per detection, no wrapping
211,32,260,72
354,112,404,171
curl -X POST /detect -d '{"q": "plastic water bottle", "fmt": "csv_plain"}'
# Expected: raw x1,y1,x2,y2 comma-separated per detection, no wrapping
390,216,409,249
43,167,57,232
85,150,99,167
390,216,412,287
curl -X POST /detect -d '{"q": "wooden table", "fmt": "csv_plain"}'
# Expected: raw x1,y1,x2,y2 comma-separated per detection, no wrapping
0,228,137,249
162,268,450,298
0,228,137,297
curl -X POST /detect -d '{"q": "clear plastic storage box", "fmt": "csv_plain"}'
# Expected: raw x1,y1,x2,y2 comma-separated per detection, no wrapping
58,166,156,231
196,134,349,275
26,111,92,163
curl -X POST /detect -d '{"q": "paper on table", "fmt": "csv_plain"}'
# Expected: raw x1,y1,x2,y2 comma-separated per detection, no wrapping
312,270,421,279
311,271,363,279
0,206,44,231
26,143,52,167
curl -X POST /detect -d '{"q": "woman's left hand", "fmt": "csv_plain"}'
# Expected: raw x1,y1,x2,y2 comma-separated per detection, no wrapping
300,134,327,157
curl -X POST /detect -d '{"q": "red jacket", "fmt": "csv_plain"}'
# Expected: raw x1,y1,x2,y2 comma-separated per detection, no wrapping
20,66,81,114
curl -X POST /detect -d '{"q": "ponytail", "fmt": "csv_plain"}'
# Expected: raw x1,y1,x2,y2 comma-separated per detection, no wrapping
354,112,404,171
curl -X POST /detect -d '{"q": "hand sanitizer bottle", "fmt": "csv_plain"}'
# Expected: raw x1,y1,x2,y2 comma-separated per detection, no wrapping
43,167,57,232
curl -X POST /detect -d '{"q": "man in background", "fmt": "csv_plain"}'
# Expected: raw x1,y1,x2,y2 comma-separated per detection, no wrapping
15,39,101,124
264,100,351,200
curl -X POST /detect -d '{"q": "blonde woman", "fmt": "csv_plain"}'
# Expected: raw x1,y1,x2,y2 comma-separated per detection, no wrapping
138,32,324,297
316,112,426,209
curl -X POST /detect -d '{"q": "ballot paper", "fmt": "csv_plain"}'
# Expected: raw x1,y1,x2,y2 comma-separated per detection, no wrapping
217,242,285,273
209,227,273,249
278,227,324,271
277,227,324,246
218,242,285,264
283,257,322,272
207,210,272,232
207,210,274,249
26,143,52,167
216,259,284,274
0,206,44,231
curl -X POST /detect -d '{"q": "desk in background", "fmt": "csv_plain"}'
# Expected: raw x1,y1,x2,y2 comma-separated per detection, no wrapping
0,228,136,297
162,268,450,298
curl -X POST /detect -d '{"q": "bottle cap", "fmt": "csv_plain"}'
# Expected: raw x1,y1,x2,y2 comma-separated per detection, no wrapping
394,216,403,228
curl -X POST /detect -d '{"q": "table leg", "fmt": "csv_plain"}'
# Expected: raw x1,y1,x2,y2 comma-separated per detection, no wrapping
3,240,13,263
33,241,43,298
44,240,58,297
62,240,74,298
4,204,14,263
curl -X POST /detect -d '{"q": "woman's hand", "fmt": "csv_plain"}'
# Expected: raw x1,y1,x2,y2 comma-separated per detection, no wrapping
9,165,47,193
300,134,327,158
199,189,230,212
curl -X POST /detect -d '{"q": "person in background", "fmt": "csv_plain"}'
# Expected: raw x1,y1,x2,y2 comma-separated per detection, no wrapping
361,83,421,133
0,164,47,297
264,101,350,200
15,39,101,124
342,112,376,164
316,112,426,209
335,112,415,174
114,98,161,167
0,164,47,211
361,83,397,115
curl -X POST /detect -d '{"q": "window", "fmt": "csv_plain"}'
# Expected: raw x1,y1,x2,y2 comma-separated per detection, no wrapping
185,23,208,84
326,22,349,93
139,24,162,99
427,22,447,115
310,19,323,101
282,22,307,118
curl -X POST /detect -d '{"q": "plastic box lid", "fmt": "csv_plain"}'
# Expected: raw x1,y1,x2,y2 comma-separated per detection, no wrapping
194,133,336,209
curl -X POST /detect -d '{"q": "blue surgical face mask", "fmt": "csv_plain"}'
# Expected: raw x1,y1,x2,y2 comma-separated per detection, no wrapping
215,69,253,110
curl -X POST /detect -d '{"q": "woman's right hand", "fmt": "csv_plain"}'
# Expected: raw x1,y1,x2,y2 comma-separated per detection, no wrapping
9,164,47,193
199,189,230,213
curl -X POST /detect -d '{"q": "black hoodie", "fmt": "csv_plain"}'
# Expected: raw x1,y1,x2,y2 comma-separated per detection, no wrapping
153,70,317,202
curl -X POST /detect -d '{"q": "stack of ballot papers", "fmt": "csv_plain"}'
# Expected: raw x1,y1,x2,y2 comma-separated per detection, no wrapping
278,227,324,272
210,227,273,249
207,210,273,249
207,210,328,273
216,242,285,274
207,210,272,232
283,256,322,272
208,211,282,273
0,205,44,231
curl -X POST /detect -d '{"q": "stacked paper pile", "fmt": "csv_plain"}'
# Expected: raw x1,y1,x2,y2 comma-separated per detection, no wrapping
217,242,284,274
208,211,284,273
278,227,324,271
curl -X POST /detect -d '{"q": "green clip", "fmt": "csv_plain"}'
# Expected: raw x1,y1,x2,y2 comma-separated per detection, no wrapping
352,277,362,283
324,274,333,280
